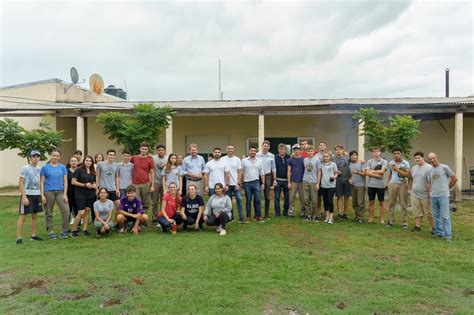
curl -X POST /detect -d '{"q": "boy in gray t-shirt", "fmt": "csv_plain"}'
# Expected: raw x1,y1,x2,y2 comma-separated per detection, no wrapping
302,147,321,221
365,147,387,224
97,150,119,203
117,151,134,198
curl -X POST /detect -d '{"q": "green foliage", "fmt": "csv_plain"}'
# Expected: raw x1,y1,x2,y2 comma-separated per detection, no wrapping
97,103,174,154
354,108,420,156
0,117,67,160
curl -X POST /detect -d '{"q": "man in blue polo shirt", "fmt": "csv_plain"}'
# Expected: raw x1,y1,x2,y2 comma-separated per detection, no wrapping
274,143,290,217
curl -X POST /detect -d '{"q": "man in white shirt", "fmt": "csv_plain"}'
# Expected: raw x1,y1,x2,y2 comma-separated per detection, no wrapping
204,147,230,197
222,144,244,223
256,140,277,219
241,146,265,223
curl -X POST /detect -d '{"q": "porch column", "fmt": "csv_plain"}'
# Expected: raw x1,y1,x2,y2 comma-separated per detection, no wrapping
76,115,85,154
258,114,265,148
166,116,173,154
454,112,463,201
357,120,365,161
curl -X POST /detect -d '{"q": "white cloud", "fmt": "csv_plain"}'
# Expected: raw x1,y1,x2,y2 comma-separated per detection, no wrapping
0,0,471,100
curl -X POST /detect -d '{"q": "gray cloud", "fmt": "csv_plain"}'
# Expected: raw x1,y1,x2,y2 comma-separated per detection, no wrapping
0,0,471,100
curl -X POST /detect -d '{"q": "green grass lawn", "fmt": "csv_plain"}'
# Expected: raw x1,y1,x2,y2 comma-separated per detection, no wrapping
0,196,473,314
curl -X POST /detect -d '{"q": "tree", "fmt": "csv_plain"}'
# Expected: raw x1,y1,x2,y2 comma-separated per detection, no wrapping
97,103,174,154
353,108,421,157
0,116,68,161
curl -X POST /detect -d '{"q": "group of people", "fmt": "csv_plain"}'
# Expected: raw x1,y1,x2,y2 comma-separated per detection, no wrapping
16,139,457,244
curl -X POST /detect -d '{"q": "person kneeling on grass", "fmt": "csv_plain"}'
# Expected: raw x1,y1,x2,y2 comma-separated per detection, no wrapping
17,150,44,244
180,184,205,231
93,188,115,237
116,185,148,235
157,182,183,233
203,183,232,236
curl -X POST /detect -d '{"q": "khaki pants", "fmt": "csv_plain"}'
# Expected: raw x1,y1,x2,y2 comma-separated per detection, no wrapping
388,182,408,225
44,190,70,233
303,183,318,218
135,183,151,214
411,196,433,220
151,181,164,220
351,185,366,220
289,182,304,216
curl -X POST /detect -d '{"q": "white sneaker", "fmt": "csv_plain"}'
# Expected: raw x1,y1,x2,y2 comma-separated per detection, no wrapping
69,218,74,225
324,218,329,223
328,219,334,224
219,229,227,236
216,225,222,232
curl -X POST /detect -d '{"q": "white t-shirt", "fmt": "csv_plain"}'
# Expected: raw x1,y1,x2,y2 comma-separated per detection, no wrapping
204,159,230,188
221,155,242,185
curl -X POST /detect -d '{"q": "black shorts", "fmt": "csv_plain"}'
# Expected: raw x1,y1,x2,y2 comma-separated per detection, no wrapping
368,187,385,201
19,195,43,214
107,191,118,202
76,198,96,210
335,179,351,197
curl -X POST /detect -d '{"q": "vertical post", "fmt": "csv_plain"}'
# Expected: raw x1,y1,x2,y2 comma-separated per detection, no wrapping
454,112,463,201
445,68,450,97
165,116,173,154
258,114,265,148
76,114,85,154
358,120,365,161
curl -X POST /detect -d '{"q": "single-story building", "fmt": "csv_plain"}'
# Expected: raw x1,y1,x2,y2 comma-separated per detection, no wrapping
1,79,473,200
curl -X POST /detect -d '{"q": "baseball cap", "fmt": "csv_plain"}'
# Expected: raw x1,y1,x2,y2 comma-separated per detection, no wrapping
29,150,41,157
292,144,300,150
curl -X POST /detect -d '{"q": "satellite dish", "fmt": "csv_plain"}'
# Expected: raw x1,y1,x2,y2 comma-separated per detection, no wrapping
70,67,79,84
89,74,104,95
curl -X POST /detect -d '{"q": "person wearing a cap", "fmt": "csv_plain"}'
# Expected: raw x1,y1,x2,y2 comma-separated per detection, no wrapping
16,150,44,244
287,144,305,217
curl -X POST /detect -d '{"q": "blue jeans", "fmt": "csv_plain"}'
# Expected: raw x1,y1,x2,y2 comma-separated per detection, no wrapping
430,196,452,240
274,180,289,216
227,185,243,220
262,174,272,216
244,180,262,218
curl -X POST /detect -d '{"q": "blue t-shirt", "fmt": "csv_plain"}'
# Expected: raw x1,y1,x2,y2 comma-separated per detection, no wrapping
288,157,305,183
40,163,67,192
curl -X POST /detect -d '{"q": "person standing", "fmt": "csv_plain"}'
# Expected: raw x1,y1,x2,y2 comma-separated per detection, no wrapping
96,149,120,205
299,140,309,158
222,144,244,223
320,152,339,224
16,150,44,244
152,144,167,222
40,149,70,240
117,150,134,198
131,142,155,217
161,154,183,195
287,144,305,217
71,156,97,237
256,140,277,219
241,146,265,222
180,184,205,231
349,151,366,223
332,144,351,220
204,147,230,196
73,150,83,166
67,156,79,225
387,147,411,228
274,143,290,217
315,141,329,216
408,151,434,233
204,183,233,236
366,147,388,224
182,144,206,195
426,152,457,241
302,145,321,221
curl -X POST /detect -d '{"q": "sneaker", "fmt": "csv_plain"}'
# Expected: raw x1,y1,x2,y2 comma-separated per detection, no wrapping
71,231,79,238
402,224,409,229
59,231,68,239
324,218,329,223
245,217,251,224
16,238,23,245
304,217,311,222
386,223,394,228
48,232,57,240
239,218,245,224
82,230,91,237
219,229,227,236
95,230,101,238
356,219,364,224
255,217,265,223
30,236,44,241
411,226,421,232
69,218,74,225
327,219,334,224
431,228,436,235
342,214,348,221
156,224,163,232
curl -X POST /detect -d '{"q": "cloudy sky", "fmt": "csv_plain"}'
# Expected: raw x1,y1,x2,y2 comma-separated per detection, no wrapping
0,0,472,100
